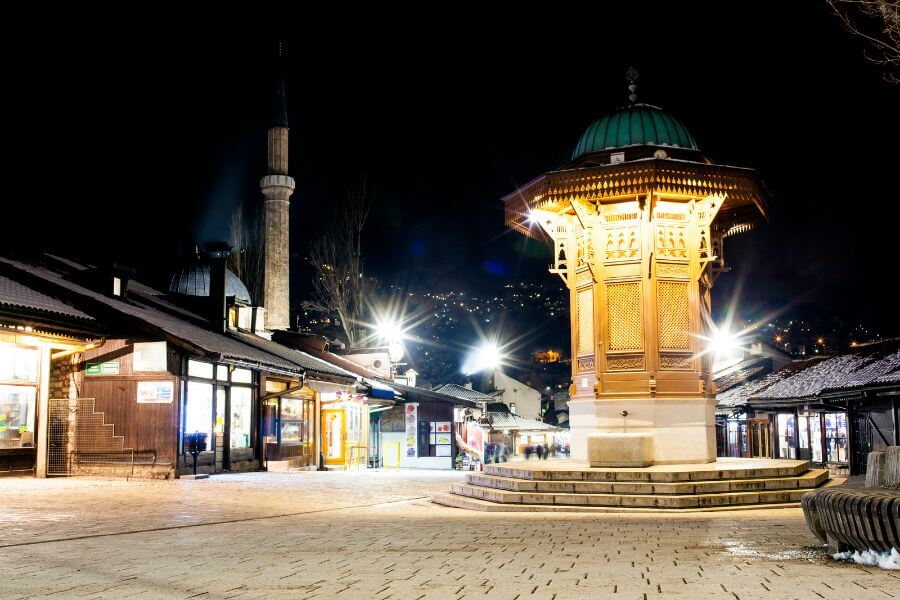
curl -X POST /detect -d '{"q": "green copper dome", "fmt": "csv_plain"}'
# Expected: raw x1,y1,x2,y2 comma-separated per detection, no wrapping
572,103,699,159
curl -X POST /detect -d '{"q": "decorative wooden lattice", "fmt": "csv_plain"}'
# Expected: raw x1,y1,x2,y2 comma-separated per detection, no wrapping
658,281,691,350
606,282,642,351
576,357,595,372
576,288,594,357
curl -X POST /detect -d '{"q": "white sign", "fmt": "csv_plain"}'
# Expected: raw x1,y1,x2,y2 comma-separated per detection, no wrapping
137,380,174,403
134,342,167,372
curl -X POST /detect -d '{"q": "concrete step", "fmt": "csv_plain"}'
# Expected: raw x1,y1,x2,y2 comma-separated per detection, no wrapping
466,469,829,495
484,459,811,483
429,492,805,513
448,482,816,509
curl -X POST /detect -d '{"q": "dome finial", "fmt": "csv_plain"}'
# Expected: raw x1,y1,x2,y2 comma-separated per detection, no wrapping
626,66,639,103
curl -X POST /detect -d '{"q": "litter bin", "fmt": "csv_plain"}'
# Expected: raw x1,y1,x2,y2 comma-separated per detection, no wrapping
183,432,208,475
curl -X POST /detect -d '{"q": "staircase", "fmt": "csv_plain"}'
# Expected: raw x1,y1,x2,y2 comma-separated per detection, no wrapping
430,458,833,512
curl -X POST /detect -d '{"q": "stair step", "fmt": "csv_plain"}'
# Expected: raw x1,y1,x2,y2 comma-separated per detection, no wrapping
448,482,814,509
484,459,811,483
429,492,805,513
466,469,829,495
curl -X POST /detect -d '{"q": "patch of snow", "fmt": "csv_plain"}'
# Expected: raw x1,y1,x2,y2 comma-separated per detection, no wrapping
833,548,900,570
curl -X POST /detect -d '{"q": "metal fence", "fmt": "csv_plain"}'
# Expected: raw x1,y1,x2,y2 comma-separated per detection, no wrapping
47,398,136,476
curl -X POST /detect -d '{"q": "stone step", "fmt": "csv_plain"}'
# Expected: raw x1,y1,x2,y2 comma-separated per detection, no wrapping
429,492,806,513
484,459,811,483
466,469,829,495
448,482,817,509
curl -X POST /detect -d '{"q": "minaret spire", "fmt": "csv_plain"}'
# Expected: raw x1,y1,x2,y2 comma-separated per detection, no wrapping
260,41,295,331
626,66,639,104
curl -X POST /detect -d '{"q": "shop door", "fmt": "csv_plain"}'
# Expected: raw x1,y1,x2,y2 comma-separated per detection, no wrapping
850,400,896,475
321,409,345,466
748,419,770,458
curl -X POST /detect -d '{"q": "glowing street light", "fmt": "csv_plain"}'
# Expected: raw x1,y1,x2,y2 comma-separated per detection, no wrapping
375,318,403,344
708,329,739,357
462,340,505,376
373,318,405,364
474,342,503,371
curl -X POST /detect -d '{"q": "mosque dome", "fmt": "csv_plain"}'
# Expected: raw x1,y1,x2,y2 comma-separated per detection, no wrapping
169,263,252,304
572,103,699,159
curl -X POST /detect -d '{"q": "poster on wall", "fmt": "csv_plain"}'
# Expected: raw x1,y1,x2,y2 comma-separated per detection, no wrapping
434,422,451,433
137,380,174,403
404,403,417,457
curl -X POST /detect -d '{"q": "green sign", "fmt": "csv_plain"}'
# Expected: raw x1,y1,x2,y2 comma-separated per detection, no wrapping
86,361,119,376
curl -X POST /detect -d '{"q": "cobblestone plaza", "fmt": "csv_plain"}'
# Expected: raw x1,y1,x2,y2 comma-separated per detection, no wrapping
0,470,896,599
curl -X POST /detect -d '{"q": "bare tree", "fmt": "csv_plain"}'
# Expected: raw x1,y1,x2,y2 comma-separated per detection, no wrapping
303,177,373,347
227,204,264,305
827,0,900,83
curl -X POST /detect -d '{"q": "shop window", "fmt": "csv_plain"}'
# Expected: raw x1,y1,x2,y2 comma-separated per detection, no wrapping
0,345,38,383
266,380,288,393
429,421,453,457
776,413,796,459
232,368,252,384
216,365,229,382
0,385,36,449
188,360,214,379
185,381,214,450
824,412,848,463
0,344,39,449
231,387,252,449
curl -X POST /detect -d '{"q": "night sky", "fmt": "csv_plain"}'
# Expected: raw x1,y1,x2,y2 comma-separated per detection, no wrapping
6,5,898,337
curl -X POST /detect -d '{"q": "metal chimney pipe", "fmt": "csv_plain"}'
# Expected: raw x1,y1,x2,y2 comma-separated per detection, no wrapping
204,242,232,334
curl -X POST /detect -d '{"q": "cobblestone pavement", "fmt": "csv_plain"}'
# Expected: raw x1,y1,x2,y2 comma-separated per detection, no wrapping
0,471,897,599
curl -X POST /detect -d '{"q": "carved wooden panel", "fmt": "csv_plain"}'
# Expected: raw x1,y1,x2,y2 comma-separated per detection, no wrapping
576,287,594,357
656,262,689,278
577,357,595,372
659,354,693,370
655,225,688,260
606,355,645,371
658,280,691,350
576,269,593,286
606,282,643,351
603,226,640,262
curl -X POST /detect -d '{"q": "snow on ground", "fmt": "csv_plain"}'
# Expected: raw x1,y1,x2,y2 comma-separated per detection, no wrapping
833,547,900,570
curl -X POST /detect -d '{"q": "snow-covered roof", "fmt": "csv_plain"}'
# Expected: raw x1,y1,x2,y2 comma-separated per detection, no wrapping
716,339,900,410
486,410,558,432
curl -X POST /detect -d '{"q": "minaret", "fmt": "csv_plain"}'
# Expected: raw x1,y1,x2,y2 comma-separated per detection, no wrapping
260,44,295,331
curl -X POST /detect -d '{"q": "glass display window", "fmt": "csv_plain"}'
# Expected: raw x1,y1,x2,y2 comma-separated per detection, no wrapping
231,368,252,384
0,345,38,383
0,385,36,449
824,412,848,463
776,413,796,459
185,381,213,450
188,360,214,379
230,387,252,449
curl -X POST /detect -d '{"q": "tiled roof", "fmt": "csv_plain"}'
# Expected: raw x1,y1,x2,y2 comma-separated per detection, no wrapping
486,411,558,431
231,331,357,381
432,383,495,402
716,339,900,409
713,356,771,394
0,257,304,376
0,274,94,321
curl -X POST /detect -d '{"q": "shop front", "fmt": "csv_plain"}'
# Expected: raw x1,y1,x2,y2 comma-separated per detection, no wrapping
181,358,259,474
259,378,316,471
770,408,849,473
0,338,39,473
320,391,367,469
